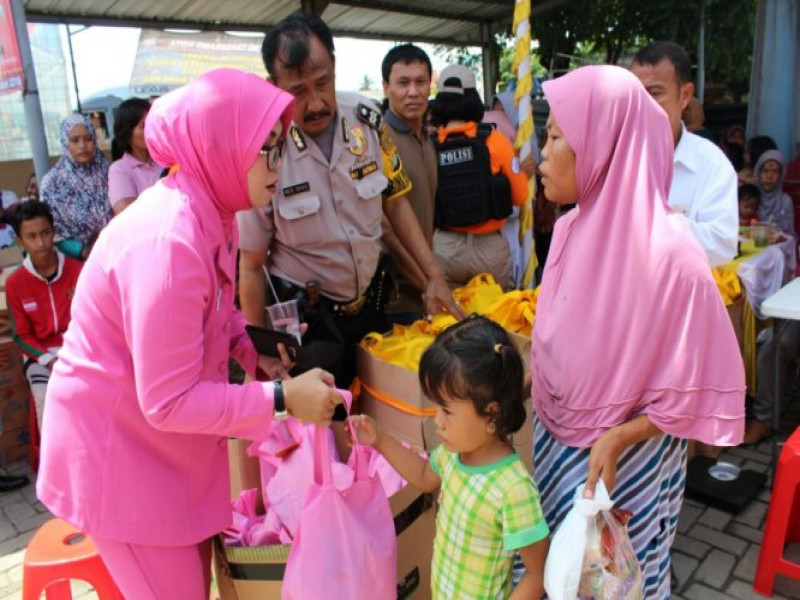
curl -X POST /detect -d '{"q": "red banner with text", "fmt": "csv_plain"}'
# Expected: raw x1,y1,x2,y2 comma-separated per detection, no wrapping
0,0,24,95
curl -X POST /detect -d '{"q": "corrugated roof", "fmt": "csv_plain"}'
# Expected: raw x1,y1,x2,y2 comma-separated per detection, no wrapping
23,0,571,46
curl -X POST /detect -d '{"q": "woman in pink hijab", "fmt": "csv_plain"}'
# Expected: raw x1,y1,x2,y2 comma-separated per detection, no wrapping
528,66,744,597
36,69,343,598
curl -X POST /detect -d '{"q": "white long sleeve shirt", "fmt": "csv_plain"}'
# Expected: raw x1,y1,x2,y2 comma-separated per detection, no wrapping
668,125,738,266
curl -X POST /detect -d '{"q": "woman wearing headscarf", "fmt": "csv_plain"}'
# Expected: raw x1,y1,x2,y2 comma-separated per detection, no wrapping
754,149,795,237
40,114,112,259
529,66,744,597
739,134,778,186
36,69,342,598
485,91,518,142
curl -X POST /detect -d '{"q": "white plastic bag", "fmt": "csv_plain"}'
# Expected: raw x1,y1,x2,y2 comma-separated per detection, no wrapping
544,480,643,600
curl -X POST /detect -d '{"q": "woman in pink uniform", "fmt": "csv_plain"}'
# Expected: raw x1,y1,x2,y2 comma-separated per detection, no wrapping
36,69,342,598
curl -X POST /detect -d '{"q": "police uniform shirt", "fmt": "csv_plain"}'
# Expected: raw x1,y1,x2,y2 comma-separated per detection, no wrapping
384,109,438,314
238,92,412,302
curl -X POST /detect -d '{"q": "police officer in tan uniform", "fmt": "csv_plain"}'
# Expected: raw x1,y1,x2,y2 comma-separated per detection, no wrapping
238,12,459,389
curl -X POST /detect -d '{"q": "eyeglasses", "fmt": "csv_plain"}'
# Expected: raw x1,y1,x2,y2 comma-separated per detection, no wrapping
259,138,285,171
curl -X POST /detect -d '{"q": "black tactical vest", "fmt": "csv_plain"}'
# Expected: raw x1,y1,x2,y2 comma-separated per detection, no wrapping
433,123,512,228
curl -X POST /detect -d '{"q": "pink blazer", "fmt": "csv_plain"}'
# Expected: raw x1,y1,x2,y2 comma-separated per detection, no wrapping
37,176,275,546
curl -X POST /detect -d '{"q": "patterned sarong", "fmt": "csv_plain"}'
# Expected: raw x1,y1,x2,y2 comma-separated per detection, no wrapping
515,416,687,598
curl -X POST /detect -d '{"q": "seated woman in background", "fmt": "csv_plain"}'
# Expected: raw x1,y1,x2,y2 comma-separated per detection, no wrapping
739,134,778,185
431,65,528,290
40,114,111,260
109,98,162,215
754,149,796,239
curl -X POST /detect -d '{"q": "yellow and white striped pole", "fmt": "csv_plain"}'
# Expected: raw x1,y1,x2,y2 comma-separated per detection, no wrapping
513,0,537,288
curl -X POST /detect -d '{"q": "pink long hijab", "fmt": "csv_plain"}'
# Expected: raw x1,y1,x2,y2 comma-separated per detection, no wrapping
532,66,744,449
144,68,295,221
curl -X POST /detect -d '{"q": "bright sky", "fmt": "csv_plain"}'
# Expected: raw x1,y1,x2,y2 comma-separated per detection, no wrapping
62,25,465,106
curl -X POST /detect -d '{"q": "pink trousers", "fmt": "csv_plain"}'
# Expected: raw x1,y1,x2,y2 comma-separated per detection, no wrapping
93,537,212,599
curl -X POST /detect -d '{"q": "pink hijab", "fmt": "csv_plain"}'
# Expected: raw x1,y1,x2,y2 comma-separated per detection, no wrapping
532,66,744,449
144,68,295,221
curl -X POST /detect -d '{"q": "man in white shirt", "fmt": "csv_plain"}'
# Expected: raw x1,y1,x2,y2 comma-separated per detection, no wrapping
632,42,738,266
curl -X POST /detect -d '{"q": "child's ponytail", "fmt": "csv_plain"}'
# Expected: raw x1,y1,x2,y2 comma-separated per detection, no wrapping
493,343,526,440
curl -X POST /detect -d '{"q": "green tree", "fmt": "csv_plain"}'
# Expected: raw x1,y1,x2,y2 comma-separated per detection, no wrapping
435,0,756,100
530,0,756,96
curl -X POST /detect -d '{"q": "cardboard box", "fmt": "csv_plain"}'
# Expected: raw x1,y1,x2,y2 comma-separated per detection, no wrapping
214,485,435,600
0,338,26,388
358,331,534,473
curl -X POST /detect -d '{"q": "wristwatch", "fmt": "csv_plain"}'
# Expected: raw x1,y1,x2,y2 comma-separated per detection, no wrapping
273,380,286,413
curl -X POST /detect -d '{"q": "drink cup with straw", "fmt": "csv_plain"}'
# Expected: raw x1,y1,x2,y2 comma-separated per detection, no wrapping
263,266,302,343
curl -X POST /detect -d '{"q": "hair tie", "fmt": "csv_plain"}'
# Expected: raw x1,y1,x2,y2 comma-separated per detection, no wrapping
493,343,503,355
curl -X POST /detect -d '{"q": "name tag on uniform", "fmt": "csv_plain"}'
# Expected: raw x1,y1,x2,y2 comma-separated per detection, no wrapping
349,160,378,180
283,182,311,197
22,299,38,312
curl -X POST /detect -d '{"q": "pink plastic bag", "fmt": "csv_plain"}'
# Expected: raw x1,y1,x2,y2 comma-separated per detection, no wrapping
282,425,397,600
261,420,353,539
222,488,261,547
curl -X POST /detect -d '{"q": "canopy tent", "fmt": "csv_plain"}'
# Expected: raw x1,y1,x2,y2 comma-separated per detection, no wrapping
12,1,792,174
22,0,570,46
12,0,569,178
22,0,571,100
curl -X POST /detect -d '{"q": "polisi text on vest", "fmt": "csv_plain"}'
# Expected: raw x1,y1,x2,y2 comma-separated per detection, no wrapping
439,146,474,166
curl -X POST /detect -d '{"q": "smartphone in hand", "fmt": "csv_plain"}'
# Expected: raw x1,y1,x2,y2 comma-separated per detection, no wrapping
246,325,301,360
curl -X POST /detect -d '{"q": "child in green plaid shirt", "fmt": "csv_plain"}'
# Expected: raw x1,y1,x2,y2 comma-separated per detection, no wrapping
350,316,550,598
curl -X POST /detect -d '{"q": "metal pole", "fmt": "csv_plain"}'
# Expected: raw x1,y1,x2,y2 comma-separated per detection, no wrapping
65,25,81,113
697,0,706,102
481,22,495,104
9,0,51,182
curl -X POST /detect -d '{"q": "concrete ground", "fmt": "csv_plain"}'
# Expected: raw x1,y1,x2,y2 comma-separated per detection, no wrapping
1,432,799,598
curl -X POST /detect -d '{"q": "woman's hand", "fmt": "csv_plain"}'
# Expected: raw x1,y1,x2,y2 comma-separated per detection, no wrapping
584,415,662,499
282,368,341,426
348,414,381,446
256,346,295,381
584,426,625,498
766,224,785,244
253,323,308,380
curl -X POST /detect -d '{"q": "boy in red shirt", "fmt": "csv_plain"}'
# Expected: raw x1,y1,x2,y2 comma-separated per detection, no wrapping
7,202,82,428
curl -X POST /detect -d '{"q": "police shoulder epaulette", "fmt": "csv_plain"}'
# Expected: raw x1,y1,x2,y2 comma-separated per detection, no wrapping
357,102,382,131
289,125,307,152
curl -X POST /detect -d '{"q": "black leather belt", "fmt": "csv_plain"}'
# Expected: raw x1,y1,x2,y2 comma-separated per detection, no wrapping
271,277,368,319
